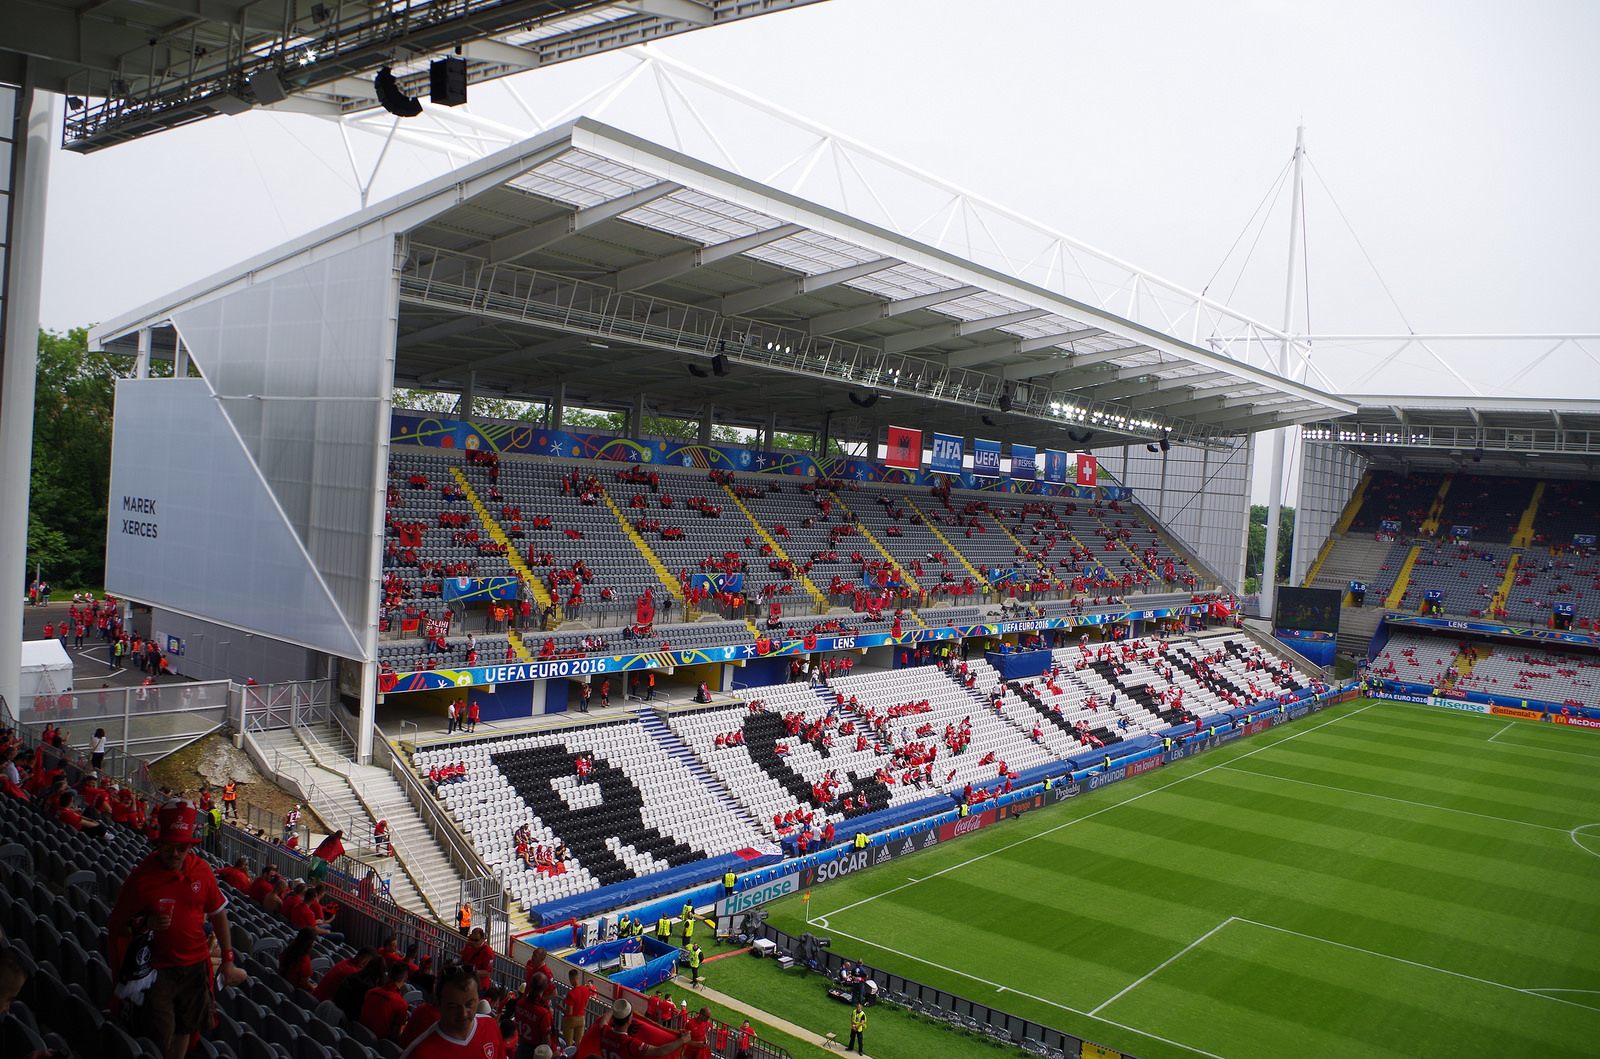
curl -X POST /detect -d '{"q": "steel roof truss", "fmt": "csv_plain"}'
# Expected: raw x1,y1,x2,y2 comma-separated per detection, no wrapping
719,256,897,316
807,285,984,337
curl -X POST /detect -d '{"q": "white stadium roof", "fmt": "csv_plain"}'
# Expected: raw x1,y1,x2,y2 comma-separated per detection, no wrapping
94,117,1355,448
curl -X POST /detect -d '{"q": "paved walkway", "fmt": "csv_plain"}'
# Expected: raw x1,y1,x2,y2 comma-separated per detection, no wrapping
671,975,870,1057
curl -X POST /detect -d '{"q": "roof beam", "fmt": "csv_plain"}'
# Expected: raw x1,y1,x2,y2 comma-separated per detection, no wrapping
1213,409,1302,434
807,285,983,337
719,257,896,317
608,222,805,292
398,316,488,351
1001,346,1152,381
621,0,715,25
943,327,1106,371
477,181,681,265
463,39,545,71
881,309,1051,355
416,335,588,385
1129,386,1226,410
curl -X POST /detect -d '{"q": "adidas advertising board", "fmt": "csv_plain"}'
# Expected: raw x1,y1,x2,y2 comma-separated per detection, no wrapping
715,875,797,916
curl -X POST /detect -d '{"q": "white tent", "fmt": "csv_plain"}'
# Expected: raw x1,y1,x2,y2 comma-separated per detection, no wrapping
18,638,73,716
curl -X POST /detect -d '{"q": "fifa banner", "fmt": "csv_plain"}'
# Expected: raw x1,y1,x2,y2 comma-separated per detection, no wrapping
691,572,743,594
930,432,965,474
1076,454,1098,487
971,438,1002,478
1011,444,1036,480
442,576,520,602
885,425,922,469
1042,449,1070,483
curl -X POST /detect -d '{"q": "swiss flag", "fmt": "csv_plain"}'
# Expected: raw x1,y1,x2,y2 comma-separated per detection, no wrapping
1076,454,1098,487
885,425,922,469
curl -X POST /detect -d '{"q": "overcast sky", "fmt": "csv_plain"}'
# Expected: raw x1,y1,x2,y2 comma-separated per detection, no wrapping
34,0,1600,499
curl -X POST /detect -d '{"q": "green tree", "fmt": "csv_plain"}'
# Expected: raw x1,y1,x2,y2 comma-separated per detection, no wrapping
1246,503,1295,587
30,326,127,589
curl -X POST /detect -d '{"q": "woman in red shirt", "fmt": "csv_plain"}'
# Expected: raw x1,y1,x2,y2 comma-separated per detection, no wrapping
279,928,318,992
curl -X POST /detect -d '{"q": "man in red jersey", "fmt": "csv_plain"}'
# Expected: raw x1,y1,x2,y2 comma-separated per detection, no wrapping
314,948,375,1005
360,962,411,1041
107,801,240,1059
576,997,688,1059
400,965,506,1059
513,978,557,1059
561,969,595,1047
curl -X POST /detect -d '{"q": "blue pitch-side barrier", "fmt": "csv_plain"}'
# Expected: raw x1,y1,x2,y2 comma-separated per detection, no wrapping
564,935,683,991
553,685,1344,936
533,849,781,926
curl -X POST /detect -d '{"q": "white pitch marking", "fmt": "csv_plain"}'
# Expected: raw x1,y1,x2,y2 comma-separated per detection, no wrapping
1487,721,1516,744
821,923,1226,1059
1234,918,1600,1013
1569,824,1600,861
818,704,1376,924
1218,764,1574,834
1089,918,1235,1016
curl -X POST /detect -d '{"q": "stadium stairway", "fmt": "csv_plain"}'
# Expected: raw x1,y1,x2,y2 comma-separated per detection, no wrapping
448,466,555,617
635,708,768,834
245,725,424,913
599,489,687,607
718,482,829,609
904,497,988,583
1419,475,1454,536
1489,554,1521,616
984,510,1067,591
505,628,533,663
1383,545,1423,609
826,490,927,624
251,723,459,922
1512,482,1545,547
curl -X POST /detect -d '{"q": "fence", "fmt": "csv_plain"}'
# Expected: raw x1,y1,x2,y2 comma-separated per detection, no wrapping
237,678,331,733
13,678,233,773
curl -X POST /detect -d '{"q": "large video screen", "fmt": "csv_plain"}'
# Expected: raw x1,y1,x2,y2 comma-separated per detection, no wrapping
1275,587,1342,634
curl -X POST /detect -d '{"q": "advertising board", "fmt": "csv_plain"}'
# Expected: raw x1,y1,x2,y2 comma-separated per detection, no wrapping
1489,706,1544,720
937,808,996,841
715,875,797,916
1125,756,1162,778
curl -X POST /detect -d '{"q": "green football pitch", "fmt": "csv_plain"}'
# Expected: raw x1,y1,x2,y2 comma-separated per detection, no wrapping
755,698,1600,1058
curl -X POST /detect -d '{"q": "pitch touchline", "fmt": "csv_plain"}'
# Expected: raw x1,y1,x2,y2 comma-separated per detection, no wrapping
820,922,1226,1059
1089,918,1235,1017
1218,764,1575,834
820,703,1376,923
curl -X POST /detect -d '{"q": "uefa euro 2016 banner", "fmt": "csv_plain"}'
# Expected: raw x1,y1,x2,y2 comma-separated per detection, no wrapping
389,412,1130,502
442,577,521,602
380,604,1206,693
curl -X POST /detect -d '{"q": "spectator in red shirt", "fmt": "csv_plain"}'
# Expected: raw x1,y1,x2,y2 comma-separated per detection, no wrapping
460,927,494,990
399,965,506,1059
560,969,594,1046
522,946,550,997
279,928,318,993
513,979,557,1059
107,801,239,1059
314,948,375,1005
217,857,251,891
360,962,411,1041
247,866,279,904
578,998,689,1058
685,1007,715,1059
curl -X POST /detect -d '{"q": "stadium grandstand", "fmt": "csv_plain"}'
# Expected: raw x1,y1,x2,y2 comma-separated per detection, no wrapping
4,7,1600,1059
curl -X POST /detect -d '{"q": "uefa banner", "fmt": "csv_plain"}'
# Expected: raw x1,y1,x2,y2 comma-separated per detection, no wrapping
971,438,1001,477
930,432,965,474
1042,449,1070,483
1011,444,1036,480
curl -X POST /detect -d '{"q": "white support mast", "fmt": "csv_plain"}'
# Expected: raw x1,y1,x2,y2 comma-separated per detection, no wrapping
1261,125,1305,622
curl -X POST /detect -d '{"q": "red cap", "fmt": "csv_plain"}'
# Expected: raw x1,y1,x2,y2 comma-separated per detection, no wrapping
156,801,203,845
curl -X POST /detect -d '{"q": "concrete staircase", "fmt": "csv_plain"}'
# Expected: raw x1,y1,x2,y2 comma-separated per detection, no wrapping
449,466,553,615
245,726,427,913
635,708,767,836
248,722,463,921
1302,533,1398,659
